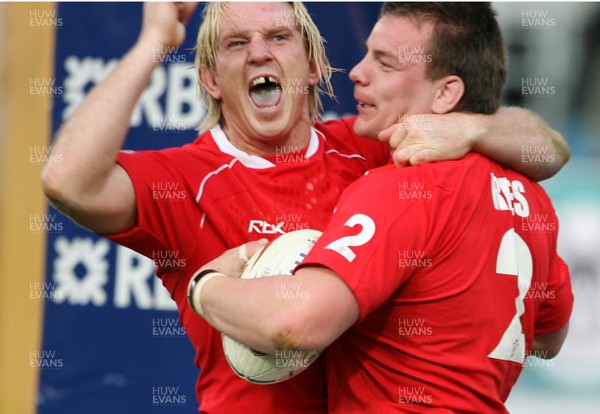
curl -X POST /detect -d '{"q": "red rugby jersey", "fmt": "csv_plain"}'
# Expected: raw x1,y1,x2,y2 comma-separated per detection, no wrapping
300,153,573,413
105,117,389,413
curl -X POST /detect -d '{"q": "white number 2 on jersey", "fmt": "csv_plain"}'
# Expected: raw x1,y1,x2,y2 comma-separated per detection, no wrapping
488,228,533,363
324,214,375,262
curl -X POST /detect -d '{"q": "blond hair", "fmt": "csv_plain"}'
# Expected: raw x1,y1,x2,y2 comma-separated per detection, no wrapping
195,2,336,132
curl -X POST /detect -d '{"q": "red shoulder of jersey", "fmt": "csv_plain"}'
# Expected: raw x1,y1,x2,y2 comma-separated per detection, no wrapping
315,116,390,169
300,153,573,327
102,130,232,258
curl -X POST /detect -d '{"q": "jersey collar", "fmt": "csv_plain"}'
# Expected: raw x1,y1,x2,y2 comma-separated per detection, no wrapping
209,125,319,169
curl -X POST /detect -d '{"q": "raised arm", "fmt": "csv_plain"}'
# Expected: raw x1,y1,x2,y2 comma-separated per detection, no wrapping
384,107,570,181
41,3,197,234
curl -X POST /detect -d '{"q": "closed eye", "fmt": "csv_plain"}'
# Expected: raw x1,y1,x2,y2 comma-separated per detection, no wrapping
379,60,394,70
228,40,247,48
372,49,398,71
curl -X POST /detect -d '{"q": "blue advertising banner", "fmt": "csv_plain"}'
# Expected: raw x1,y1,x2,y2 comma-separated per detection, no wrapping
39,3,381,412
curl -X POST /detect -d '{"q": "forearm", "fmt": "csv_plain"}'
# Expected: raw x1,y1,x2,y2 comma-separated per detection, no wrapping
195,267,358,354
199,275,301,354
473,107,570,181
41,38,160,202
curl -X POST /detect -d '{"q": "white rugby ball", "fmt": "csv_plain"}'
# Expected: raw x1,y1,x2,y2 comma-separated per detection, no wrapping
222,229,323,384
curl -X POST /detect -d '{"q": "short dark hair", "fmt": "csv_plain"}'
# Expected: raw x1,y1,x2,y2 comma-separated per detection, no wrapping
381,2,507,114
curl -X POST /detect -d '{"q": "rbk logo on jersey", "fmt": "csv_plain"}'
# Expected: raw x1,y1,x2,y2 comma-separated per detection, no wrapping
248,220,285,235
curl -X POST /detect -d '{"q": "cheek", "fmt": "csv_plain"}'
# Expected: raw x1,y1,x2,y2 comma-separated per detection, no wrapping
379,93,406,122
289,61,314,86
215,53,245,78
386,82,430,117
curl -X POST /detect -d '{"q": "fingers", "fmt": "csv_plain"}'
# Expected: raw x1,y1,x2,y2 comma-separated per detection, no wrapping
393,142,427,167
238,243,248,261
201,239,268,279
377,123,399,145
177,2,199,25
392,147,411,167
229,239,268,278
390,123,409,150
393,147,441,166
241,239,269,261
408,149,433,166
141,2,194,48
381,123,410,150
392,129,421,167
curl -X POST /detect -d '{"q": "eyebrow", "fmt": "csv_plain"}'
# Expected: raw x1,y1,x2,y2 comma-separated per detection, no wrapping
363,40,398,61
221,29,247,40
220,26,296,44
372,48,399,65
374,49,397,59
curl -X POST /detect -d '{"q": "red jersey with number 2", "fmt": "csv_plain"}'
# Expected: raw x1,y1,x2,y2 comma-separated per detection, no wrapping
300,153,573,414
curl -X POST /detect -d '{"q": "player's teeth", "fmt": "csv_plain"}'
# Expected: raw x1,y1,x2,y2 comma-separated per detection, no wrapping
252,76,278,87
252,77,266,87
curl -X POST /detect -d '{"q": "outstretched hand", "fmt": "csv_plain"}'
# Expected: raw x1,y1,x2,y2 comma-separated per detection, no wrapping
140,2,199,50
378,112,485,167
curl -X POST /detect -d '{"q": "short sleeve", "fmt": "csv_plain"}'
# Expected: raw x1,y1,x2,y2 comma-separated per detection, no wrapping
534,255,574,334
101,149,198,261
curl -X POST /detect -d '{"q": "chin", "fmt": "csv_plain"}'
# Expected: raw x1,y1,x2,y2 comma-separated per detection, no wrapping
353,120,378,139
250,120,289,139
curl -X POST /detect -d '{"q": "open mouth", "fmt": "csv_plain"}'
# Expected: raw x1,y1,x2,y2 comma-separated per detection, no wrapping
249,76,282,108
357,100,374,109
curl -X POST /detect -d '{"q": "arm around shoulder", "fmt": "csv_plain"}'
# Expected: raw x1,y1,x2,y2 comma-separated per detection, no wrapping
473,107,570,181
386,107,569,181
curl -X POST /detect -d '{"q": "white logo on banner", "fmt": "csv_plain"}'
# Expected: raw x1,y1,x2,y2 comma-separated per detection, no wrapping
62,57,118,120
53,236,110,306
51,236,177,311
62,56,206,129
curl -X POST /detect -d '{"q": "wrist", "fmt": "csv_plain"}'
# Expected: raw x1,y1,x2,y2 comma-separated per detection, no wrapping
132,36,169,66
466,112,490,153
188,269,226,317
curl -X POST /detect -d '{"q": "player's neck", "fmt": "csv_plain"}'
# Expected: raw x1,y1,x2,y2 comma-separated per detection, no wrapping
221,119,313,157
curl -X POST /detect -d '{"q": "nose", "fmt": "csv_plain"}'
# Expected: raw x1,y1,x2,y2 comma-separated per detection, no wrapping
247,36,272,65
349,56,369,85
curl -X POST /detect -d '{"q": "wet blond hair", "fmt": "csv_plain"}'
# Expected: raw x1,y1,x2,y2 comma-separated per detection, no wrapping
195,2,336,132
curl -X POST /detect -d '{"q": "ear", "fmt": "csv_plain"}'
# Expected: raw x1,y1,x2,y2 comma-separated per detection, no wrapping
431,75,464,114
200,66,222,100
307,58,320,87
